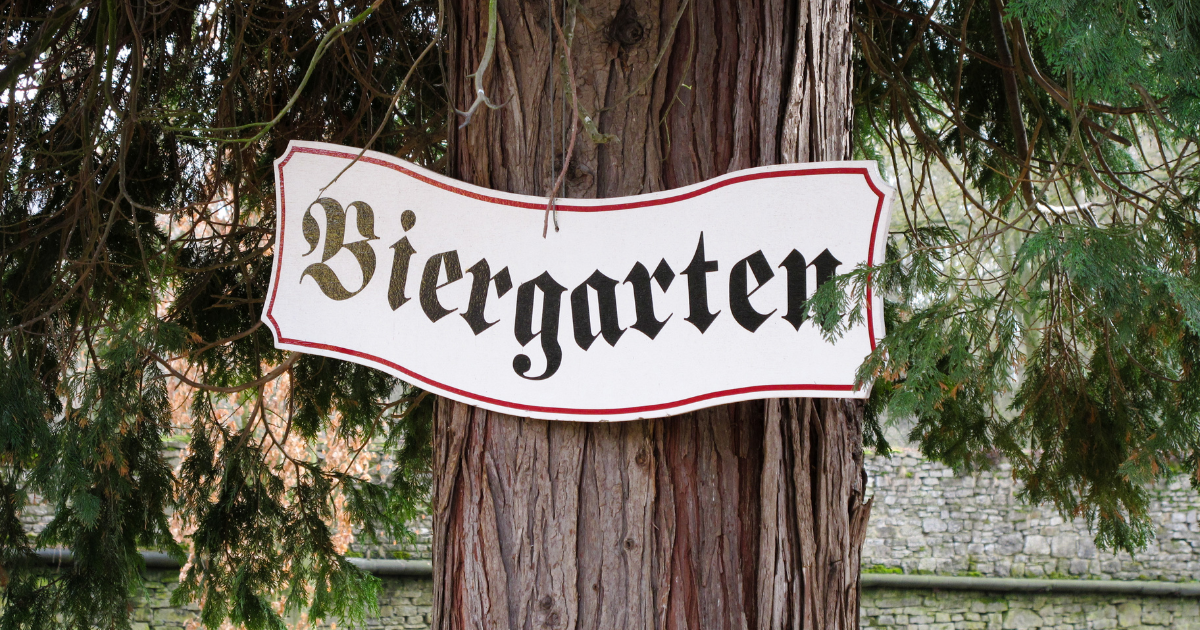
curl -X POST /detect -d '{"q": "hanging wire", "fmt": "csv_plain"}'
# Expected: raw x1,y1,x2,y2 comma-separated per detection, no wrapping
548,0,555,217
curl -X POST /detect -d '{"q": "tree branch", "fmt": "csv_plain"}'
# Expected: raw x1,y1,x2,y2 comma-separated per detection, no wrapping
150,350,300,394
0,0,88,92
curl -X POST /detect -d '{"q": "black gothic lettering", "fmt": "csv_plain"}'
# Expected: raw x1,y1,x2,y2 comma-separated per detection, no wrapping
513,272,566,380
462,259,513,335
299,199,378,300
681,233,720,333
624,259,674,339
297,203,850,374
387,210,418,311
812,249,842,289
388,237,416,310
570,270,624,350
779,249,807,330
729,250,777,332
420,251,463,322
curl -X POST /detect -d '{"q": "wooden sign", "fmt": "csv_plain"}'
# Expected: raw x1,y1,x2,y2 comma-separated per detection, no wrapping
264,141,893,421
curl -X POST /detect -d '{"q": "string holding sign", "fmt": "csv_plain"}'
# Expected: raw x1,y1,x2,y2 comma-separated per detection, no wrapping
265,141,894,421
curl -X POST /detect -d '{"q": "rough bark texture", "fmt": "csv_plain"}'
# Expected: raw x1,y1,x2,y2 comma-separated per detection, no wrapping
433,1,867,629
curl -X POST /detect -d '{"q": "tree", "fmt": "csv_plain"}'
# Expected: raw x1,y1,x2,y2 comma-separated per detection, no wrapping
431,1,871,629
1,0,1198,628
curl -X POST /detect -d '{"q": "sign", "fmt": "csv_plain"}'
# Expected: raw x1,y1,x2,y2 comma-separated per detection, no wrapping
264,141,894,421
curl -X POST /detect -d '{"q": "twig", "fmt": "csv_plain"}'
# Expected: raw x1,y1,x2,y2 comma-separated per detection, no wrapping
456,0,506,127
330,390,428,491
544,4,580,238
316,0,446,196
150,350,300,394
1009,20,1132,147
0,0,88,92
167,322,264,362
179,0,386,144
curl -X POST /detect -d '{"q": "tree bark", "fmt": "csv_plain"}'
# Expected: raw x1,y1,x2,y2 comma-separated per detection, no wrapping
433,1,868,629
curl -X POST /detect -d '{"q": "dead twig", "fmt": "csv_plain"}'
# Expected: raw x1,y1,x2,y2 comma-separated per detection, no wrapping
544,3,580,238
456,0,506,127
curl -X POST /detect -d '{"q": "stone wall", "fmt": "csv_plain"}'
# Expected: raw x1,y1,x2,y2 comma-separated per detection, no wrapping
351,514,434,561
861,589,1200,629
863,449,1200,581
342,448,1200,579
131,571,432,630
31,450,1200,628
128,573,1200,630
340,449,1200,579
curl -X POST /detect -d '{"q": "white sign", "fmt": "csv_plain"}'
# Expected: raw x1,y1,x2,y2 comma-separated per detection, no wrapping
264,141,893,421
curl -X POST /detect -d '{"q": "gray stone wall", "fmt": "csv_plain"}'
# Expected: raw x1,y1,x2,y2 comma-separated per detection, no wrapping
131,571,432,630
863,450,1200,580
351,514,434,561
29,450,1200,628
129,573,1200,630
861,589,1200,630
340,449,1200,578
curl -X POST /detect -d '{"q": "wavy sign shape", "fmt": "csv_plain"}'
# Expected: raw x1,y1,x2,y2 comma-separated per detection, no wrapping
264,141,894,421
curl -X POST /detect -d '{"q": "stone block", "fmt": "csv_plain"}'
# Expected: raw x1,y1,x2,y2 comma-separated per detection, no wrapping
1117,602,1142,627
1023,535,1049,556
922,518,948,534
1050,534,1077,557
1002,608,1042,629
1140,608,1167,625
918,557,939,572
996,533,1024,556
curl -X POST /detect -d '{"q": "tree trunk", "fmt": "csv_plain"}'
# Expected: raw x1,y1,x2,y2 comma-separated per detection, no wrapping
432,1,868,629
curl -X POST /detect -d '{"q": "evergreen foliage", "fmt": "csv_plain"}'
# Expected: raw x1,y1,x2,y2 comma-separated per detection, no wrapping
851,0,1200,552
1,0,442,626
0,0,1196,626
